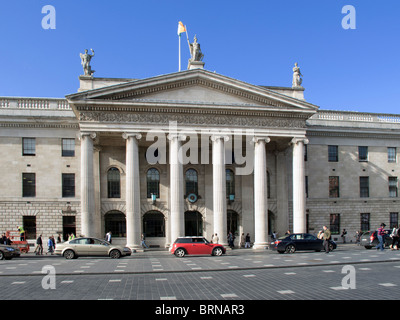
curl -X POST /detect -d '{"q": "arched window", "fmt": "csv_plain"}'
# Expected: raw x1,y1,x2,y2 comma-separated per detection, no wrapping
227,210,239,237
147,168,160,198
143,211,165,237
104,211,126,237
185,169,198,196
185,211,203,236
226,169,235,198
107,167,120,198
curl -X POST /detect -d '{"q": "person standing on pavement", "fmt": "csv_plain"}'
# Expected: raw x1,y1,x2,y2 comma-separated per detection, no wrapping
390,225,399,250
245,233,251,248
375,223,387,251
322,225,331,253
212,233,219,244
341,229,347,243
240,233,245,248
141,234,148,248
46,236,54,255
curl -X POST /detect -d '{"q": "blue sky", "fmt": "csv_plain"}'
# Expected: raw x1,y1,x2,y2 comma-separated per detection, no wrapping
0,0,399,114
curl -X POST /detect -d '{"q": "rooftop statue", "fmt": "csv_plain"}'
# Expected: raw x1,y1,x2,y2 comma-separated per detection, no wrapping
80,49,95,76
188,35,204,62
292,62,303,87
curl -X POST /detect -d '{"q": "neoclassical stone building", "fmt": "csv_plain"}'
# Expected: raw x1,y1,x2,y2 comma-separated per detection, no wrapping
1,65,399,249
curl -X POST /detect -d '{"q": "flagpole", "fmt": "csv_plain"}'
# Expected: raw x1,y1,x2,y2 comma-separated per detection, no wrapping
179,34,182,72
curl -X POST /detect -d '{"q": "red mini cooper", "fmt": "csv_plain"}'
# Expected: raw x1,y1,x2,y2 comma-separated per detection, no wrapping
170,236,226,257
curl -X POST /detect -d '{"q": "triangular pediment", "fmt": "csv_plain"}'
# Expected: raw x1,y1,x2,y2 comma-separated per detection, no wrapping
66,69,319,114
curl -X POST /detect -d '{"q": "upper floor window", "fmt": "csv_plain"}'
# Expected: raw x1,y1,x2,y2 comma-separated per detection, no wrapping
22,138,36,156
22,173,36,197
185,169,198,196
147,168,160,198
389,177,398,198
107,168,121,198
329,176,340,198
62,138,75,157
62,173,75,197
226,169,235,198
359,176,369,198
358,146,368,162
328,145,338,162
388,147,397,163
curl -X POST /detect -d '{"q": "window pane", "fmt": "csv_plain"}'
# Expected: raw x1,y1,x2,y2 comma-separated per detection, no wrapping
185,169,198,195
143,211,165,237
330,214,340,234
23,216,36,240
361,213,370,232
62,174,75,197
358,146,368,162
23,138,36,156
107,168,121,198
360,177,369,198
226,169,235,197
389,177,398,198
22,173,36,197
147,168,160,198
388,147,396,163
390,212,398,229
328,145,338,162
329,176,339,198
62,139,75,157
104,211,126,238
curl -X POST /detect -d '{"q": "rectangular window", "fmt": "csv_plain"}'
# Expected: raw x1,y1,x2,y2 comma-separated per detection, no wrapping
359,176,369,198
360,213,370,232
62,173,75,197
389,177,398,198
23,216,36,240
328,145,338,162
330,214,340,235
22,173,36,197
304,144,307,162
329,176,340,198
358,146,368,162
390,212,399,229
388,147,396,163
305,176,309,198
22,138,36,156
62,138,75,157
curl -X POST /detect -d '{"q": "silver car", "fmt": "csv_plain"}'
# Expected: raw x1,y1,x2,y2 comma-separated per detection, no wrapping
54,237,131,259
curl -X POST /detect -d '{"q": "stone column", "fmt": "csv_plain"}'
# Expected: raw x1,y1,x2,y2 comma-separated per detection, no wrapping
275,150,289,236
168,134,186,244
80,132,96,237
253,137,270,249
211,135,229,246
291,138,309,233
123,132,142,250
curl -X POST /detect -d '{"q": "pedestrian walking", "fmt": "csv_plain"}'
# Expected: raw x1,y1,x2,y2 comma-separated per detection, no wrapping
341,229,347,243
227,231,235,249
389,225,399,250
46,237,54,255
105,231,112,244
245,233,251,248
35,234,43,255
322,226,331,253
375,223,387,251
212,233,219,244
141,234,148,248
355,230,362,245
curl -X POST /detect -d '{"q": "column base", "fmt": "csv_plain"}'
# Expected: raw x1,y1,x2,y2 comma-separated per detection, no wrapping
252,243,270,250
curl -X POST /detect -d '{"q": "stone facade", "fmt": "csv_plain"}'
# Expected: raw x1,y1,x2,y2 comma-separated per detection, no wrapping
1,71,399,249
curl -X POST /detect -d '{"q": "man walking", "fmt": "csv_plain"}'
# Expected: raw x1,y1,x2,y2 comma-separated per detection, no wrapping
376,223,387,251
322,225,331,253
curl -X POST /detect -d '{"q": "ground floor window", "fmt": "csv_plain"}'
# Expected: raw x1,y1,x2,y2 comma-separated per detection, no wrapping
143,211,165,237
104,211,126,238
330,213,340,235
360,213,370,232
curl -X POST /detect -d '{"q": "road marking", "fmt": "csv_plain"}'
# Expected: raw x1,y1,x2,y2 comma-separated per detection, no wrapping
155,278,168,281
330,286,348,291
284,272,296,275
243,274,256,278
221,293,238,298
277,290,295,295
160,296,177,300
61,280,74,284
12,282,26,285
379,283,397,287
323,270,335,273
358,268,371,270
200,276,213,279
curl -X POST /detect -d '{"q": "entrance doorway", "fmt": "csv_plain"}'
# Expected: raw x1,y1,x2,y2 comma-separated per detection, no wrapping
62,216,76,241
185,211,203,236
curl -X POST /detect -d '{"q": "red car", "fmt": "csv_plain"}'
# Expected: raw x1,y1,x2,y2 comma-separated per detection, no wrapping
171,236,226,257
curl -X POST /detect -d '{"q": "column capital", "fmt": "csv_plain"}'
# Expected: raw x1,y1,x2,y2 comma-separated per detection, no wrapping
289,137,309,146
210,134,230,142
167,133,186,141
78,131,97,140
122,132,142,140
252,136,271,144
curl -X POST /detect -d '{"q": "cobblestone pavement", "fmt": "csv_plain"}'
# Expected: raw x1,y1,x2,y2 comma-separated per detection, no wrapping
1,244,399,301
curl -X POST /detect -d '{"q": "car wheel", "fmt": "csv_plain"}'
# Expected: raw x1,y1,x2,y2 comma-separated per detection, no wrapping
0,251,4,260
63,249,75,260
212,247,223,256
174,248,186,258
110,249,121,259
285,244,296,254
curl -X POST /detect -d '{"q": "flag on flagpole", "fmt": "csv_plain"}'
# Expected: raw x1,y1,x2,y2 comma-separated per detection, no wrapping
177,21,186,36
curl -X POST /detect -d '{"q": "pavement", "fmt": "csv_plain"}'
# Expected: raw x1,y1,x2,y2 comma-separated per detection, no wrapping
1,243,400,303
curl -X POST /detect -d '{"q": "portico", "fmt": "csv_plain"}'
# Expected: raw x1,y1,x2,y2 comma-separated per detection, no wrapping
67,69,318,249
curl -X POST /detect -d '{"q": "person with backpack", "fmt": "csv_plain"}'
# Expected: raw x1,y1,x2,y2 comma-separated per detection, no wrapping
390,225,399,250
